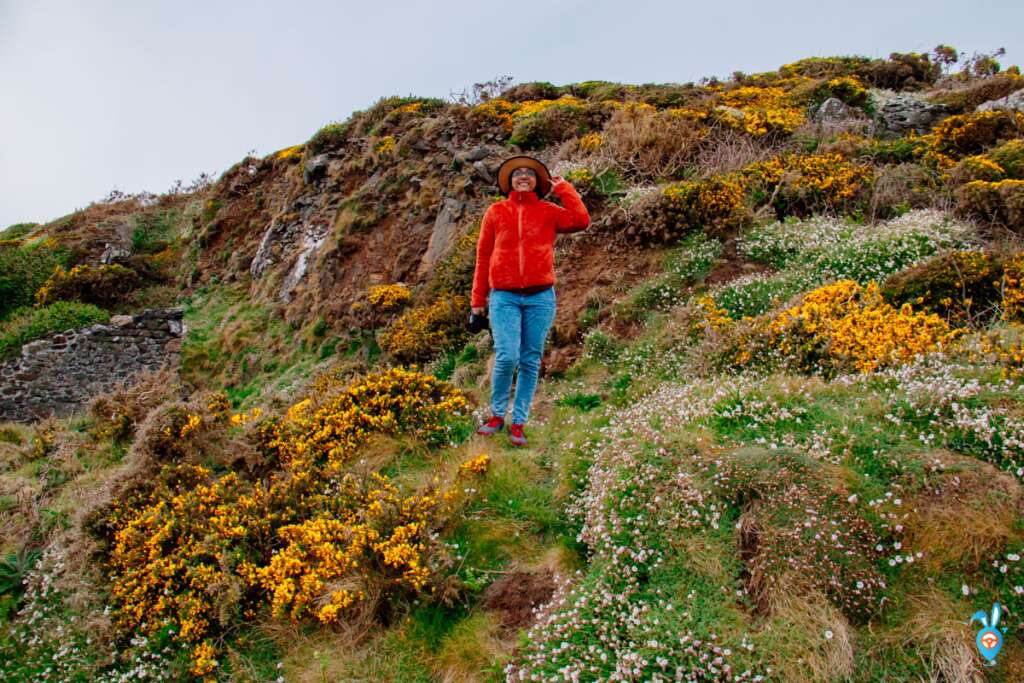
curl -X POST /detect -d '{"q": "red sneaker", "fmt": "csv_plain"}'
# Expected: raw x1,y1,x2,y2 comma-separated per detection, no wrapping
476,415,504,436
509,423,528,447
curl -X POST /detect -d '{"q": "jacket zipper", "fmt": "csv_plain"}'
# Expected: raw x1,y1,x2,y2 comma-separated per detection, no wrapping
516,203,525,286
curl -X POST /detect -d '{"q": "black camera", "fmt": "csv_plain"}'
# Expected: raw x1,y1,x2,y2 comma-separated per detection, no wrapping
468,312,489,334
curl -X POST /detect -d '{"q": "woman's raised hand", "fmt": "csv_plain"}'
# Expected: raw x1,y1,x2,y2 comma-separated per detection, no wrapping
549,175,565,187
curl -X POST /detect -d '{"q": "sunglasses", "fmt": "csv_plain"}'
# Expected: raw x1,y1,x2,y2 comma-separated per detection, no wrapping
510,168,537,178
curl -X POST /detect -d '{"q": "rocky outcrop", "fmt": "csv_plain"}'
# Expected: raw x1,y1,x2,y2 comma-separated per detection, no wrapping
0,309,185,423
977,89,1024,113
417,197,467,278
869,89,953,136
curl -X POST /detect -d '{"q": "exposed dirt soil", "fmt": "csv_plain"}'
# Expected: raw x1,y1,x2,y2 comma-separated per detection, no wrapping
481,570,556,630
703,242,773,287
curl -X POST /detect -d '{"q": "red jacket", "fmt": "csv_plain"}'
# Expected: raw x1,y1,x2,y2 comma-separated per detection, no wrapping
470,180,590,308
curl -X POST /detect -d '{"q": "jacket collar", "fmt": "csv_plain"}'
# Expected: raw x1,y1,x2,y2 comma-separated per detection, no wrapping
508,190,539,204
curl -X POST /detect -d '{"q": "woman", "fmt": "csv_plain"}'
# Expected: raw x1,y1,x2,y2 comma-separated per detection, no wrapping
470,155,590,446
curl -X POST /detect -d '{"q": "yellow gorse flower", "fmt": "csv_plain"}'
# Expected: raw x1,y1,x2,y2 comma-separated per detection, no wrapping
101,367,480,673
765,280,961,373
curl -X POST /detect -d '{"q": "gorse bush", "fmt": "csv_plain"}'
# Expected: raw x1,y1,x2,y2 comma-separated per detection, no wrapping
881,250,1005,326
919,110,1024,170
89,367,481,676
955,179,1024,229
716,85,806,137
367,283,412,313
380,293,470,363
33,263,142,308
744,152,873,217
624,173,748,244
755,280,961,375
0,301,109,360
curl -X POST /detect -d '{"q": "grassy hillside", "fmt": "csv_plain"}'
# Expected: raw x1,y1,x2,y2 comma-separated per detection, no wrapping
3,46,1024,681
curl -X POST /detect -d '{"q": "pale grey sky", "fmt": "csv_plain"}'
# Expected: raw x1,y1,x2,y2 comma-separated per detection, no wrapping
1,0,1021,228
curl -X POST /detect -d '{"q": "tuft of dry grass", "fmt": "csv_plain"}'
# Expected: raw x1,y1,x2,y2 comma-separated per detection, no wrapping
433,612,511,682
88,365,182,442
758,585,855,683
691,128,787,179
598,106,707,181
889,590,986,683
902,450,1024,571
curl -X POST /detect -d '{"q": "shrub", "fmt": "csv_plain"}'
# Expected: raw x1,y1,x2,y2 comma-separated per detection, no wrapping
920,110,1024,169
0,223,38,240
500,81,562,102
863,136,928,165
716,85,806,137
89,368,479,675
955,179,1024,229
778,56,873,80
989,138,1024,178
0,301,109,360
881,250,1004,326
813,76,869,107
380,293,470,363
473,95,591,141
0,239,67,321
948,154,1008,184
867,162,940,219
367,283,413,313
864,52,941,90
89,366,183,443
307,121,350,155
1003,253,1024,322
33,263,142,308
744,152,873,217
130,209,180,255
624,173,749,244
598,103,708,180
758,280,961,375
509,102,594,149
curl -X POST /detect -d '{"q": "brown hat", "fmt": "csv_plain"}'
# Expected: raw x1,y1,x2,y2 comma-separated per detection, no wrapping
497,155,551,196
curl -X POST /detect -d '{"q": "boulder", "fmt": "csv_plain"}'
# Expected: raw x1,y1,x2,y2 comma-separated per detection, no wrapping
869,89,953,136
977,88,1024,113
303,153,330,184
813,97,867,126
100,241,131,264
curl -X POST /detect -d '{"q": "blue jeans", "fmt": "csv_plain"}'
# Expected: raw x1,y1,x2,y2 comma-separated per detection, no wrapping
488,287,557,424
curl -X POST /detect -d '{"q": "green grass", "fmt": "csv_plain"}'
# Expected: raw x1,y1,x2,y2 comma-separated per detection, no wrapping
0,301,109,360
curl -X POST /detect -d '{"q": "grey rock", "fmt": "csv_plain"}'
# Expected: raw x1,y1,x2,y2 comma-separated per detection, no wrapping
813,97,867,125
279,228,328,303
869,89,953,136
303,153,330,184
417,197,467,278
977,88,1024,113
100,242,131,264
472,160,494,183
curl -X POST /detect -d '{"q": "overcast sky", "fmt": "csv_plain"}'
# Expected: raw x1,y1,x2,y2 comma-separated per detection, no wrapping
1,0,1021,228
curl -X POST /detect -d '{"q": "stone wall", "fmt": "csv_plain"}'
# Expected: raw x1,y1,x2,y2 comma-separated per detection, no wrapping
0,308,185,423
